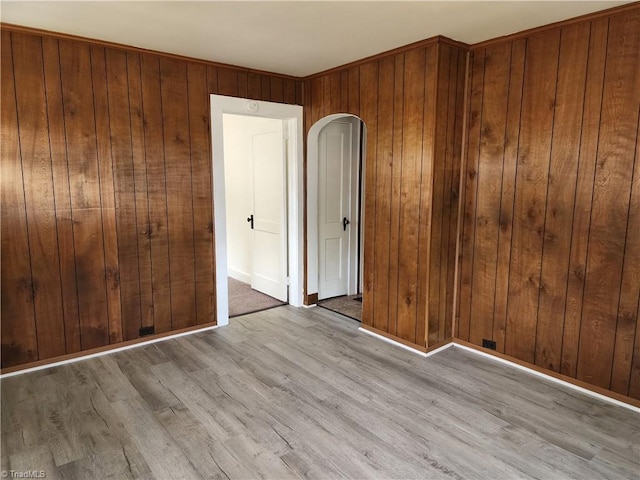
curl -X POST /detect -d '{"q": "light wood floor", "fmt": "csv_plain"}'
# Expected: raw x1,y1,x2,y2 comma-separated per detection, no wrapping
2,306,639,479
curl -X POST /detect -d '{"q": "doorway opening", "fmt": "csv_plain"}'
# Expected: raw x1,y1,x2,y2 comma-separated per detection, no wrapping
210,96,304,326
222,114,288,317
307,114,366,322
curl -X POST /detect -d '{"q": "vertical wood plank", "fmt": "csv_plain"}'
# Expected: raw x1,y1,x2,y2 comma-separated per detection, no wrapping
372,57,394,333
160,58,198,329
283,78,296,104
561,20,609,377
261,76,271,101
629,298,640,399
444,51,467,340
12,33,66,360
0,30,39,367
59,39,110,350
396,49,425,344
310,78,323,126
387,53,404,337
247,72,262,100
577,13,640,388
270,76,284,103
348,66,360,117
104,47,143,342
295,80,304,106
505,30,560,363
340,71,349,112
187,63,216,325
218,67,239,97
468,43,511,347
141,54,173,334
237,71,248,98
611,115,639,395
207,66,219,95
493,39,526,353
330,72,341,113
418,44,438,347
127,52,155,330
42,37,82,353
359,62,378,328
427,45,449,346
457,50,484,342
89,45,123,345
534,23,590,372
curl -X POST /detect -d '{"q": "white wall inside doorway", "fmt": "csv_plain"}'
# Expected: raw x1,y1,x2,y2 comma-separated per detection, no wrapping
211,95,304,326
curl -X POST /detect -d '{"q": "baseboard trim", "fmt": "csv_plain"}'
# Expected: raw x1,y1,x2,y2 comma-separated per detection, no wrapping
452,340,640,412
357,328,640,411
0,323,219,379
357,325,451,357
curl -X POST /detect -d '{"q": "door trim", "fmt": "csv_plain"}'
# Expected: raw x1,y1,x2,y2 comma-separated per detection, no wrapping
210,95,304,326
307,114,367,302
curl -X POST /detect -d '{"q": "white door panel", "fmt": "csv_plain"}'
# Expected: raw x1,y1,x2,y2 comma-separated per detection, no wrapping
318,121,352,299
250,121,288,302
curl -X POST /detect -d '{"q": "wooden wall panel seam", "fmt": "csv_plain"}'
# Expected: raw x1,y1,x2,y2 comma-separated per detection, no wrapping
502,40,528,357
89,46,122,343
532,29,563,367
39,36,70,355
490,44,514,346
573,19,610,381
451,51,471,339
184,65,201,325
6,31,41,361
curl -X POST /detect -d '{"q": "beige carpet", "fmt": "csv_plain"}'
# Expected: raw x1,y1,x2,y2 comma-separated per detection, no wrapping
228,277,286,317
318,294,363,321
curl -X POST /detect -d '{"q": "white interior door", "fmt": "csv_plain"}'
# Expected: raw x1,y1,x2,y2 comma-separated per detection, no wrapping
318,120,353,300
250,120,288,302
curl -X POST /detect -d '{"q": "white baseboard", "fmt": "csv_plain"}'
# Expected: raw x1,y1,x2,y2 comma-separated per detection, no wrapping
358,328,639,413
228,269,251,284
0,324,219,379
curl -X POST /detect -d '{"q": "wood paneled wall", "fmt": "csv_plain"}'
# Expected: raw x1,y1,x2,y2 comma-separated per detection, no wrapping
456,7,640,399
304,40,467,349
0,27,302,369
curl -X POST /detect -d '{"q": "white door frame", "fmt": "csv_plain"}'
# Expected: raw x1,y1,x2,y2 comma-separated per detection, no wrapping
307,114,366,302
211,95,304,326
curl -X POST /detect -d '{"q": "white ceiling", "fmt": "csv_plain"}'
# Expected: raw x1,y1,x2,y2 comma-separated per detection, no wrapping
0,1,631,77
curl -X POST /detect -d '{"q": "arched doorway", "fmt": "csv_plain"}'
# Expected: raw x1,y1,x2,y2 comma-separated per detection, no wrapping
307,114,367,313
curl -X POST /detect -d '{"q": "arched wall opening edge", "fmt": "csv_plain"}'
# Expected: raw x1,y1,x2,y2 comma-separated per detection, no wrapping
307,113,367,302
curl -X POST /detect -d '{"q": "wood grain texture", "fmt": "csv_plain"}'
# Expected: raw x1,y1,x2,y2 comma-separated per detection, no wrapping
372,56,394,333
304,41,467,349
562,19,608,378
577,12,640,389
359,61,378,330
127,52,154,330
535,23,590,373
141,54,173,335
0,30,39,367
458,7,640,399
89,45,123,346
12,32,66,360
159,57,197,330
395,48,425,345
187,62,216,325
42,37,82,354
1,25,301,369
104,47,143,342
387,53,405,338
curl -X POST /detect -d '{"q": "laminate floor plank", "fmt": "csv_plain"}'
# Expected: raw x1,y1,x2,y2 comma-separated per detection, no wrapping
1,305,638,479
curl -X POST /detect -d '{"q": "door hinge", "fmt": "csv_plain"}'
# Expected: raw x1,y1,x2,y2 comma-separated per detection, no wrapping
286,276,291,285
